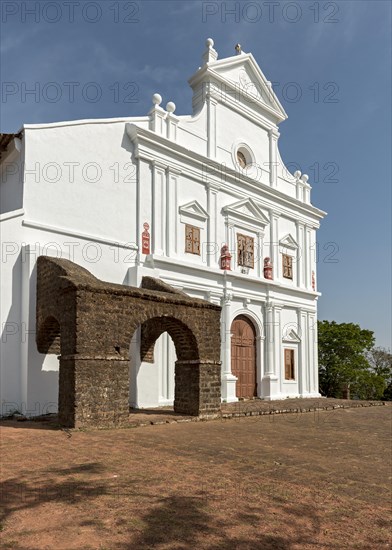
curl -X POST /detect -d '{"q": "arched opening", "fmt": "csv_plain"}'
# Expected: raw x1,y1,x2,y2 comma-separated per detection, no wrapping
130,316,200,410
130,330,177,409
231,315,257,398
140,316,199,363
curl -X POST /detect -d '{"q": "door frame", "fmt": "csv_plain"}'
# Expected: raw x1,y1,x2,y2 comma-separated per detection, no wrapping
230,313,259,398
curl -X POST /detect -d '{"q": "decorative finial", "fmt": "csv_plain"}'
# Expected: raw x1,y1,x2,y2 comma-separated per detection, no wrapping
235,43,242,55
202,37,218,65
152,93,162,106
294,170,302,179
301,174,309,183
166,101,176,114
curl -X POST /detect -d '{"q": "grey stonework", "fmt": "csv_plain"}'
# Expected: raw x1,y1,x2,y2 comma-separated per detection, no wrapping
36,256,222,429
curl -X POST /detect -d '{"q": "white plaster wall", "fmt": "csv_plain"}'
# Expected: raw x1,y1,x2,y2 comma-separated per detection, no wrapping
23,123,138,246
215,103,270,171
278,217,297,241
281,307,298,337
177,108,207,155
177,175,206,207
0,215,23,413
0,152,23,215
130,330,175,409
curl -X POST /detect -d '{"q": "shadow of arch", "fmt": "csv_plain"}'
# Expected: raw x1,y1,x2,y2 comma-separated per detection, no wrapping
140,316,199,363
37,315,61,355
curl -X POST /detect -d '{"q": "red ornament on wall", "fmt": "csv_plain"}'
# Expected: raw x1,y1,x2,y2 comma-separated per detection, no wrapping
263,257,273,280
312,270,316,291
220,245,232,270
142,222,150,255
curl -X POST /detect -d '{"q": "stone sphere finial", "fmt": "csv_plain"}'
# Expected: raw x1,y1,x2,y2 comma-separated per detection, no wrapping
166,101,176,113
294,170,302,179
301,174,309,183
206,38,214,48
152,93,162,106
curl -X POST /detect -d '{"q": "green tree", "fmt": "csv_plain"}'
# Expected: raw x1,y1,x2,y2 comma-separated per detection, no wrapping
318,320,375,399
366,347,392,400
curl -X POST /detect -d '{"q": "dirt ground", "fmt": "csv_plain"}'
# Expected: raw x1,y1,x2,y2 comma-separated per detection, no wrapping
1,405,391,549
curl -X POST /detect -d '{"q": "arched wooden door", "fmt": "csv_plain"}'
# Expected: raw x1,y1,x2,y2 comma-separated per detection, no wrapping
231,315,257,398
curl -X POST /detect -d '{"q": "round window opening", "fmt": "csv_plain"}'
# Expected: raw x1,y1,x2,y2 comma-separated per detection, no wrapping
237,150,247,169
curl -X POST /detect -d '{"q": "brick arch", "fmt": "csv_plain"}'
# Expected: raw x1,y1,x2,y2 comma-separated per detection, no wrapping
140,316,199,363
36,256,222,429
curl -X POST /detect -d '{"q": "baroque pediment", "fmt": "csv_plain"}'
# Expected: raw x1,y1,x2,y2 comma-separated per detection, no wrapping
222,198,269,228
282,328,301,343
279,234,298,250
179,200,209,222
190,52,287,123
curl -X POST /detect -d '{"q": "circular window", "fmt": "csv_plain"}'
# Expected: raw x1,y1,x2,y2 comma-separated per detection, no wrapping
232,143,258,177
237,150,247,169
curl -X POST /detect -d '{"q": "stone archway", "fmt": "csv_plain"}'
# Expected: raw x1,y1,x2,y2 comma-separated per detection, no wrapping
231,315,257,398
36,257,222,428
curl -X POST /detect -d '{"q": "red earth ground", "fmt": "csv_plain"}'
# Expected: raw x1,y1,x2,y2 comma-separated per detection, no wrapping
1,404,391,549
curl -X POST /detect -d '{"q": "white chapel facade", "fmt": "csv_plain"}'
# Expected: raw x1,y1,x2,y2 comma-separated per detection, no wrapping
0,39,326,415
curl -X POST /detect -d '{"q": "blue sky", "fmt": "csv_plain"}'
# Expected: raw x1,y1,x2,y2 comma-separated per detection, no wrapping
1,0,391,348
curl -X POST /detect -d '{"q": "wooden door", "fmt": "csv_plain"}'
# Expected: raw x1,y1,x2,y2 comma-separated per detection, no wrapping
231,315,257,398
284,349,295,380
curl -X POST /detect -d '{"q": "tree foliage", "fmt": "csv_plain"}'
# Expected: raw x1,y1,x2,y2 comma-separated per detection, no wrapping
317,320,389,399
366,347,392,400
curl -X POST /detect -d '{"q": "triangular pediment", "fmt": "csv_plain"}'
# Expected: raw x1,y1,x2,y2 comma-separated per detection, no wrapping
189,52,287,122
283,328,301,343
222,198,269,227
279,234,298,250
179,200,209,222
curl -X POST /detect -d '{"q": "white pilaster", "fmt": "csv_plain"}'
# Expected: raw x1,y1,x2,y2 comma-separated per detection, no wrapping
308,312,321,396
303,183,311,204
274,305,283,395
220,290,237,402
207,94,218,159
296,221,305,288
206,182,219,266
305,225,311,289
298,308,307,396
226,222,235,260
256,231,264,278
137,158,153,258
264,302,274,375
269,211,280,280
149,106,166,136
256,334,264,397
151,160,166,256
165,167,180,257
166,113,180,142
268,128,279,187
261,301,279,399
148,93,166,136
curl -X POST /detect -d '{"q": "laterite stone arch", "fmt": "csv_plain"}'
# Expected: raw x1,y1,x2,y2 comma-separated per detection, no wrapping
36,257,222,428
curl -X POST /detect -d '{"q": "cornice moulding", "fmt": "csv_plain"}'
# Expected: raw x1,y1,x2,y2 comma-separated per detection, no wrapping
126,124,327,223
188,52,287,122
22,220,138,250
